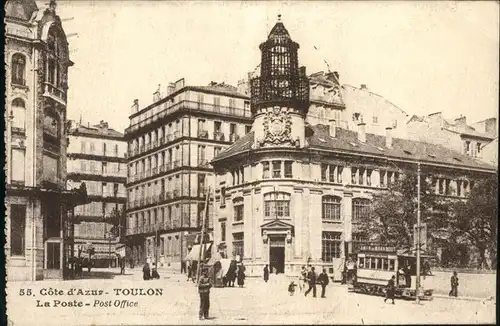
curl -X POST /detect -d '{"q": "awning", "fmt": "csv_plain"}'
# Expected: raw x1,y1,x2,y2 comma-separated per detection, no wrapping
187,243,212,261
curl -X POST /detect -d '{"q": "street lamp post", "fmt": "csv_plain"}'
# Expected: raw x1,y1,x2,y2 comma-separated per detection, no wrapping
416,162,422,304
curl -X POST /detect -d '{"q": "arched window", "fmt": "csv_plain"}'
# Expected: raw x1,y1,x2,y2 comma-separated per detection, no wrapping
322,196,341,221
352,198,371,222
11,54,26,85
11,98,26,131
264,192,290,219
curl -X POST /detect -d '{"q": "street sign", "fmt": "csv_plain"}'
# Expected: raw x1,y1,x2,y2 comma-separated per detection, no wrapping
413,223,427,251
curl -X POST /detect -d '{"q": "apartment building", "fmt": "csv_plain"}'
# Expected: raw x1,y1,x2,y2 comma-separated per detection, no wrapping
67,120,127,267
124,79,252,269
4,0,88,280
406,113,497,162
211,17,496,279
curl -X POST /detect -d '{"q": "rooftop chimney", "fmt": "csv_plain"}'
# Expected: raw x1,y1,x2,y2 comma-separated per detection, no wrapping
153,84,161,102
454,115,466,126
385,127,393,148
167,83,175,96
358,122,366,143
131,99,139,114
329,119,337,137
360,84,367,90
237,79,248,95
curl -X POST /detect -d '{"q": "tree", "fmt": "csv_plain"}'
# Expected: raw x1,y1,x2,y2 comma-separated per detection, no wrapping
357,170,445,250
450,174,498,269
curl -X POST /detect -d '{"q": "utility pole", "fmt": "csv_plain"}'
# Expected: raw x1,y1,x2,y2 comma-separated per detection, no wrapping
196,187,210,284
416,162,421,304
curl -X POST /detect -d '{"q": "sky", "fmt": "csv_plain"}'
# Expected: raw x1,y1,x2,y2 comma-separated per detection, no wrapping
53,1,499,133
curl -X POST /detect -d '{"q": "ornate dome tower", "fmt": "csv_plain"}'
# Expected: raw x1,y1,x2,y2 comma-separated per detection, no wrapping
250,15,309,148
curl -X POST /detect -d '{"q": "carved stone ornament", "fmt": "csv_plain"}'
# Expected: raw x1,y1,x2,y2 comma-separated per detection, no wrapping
257,106,298,148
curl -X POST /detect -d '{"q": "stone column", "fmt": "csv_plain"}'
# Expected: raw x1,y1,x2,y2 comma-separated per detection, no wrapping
293,188,303,258
343,192,353,256
301,188,310,260
243,193,253,261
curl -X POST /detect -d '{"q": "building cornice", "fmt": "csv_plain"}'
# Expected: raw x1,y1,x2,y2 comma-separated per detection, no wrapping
67,153,127,163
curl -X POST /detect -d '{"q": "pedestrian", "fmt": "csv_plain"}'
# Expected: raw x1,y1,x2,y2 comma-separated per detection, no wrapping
299,265,307,292
151,263,160,279
237,266,245,287
181,260,186,274
449,271,459,297
198,269,212,320
120,257,126,275
384,275,396,304
263,264,269,283
304,266,317,297
142,261,151,280
318,268,329,298
288,281,297,296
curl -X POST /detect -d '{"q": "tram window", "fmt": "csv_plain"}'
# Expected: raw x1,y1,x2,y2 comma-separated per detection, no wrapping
370,258,376,269
376,258,381,270
383,259,389,270
389,259,395,271
359,257,365,268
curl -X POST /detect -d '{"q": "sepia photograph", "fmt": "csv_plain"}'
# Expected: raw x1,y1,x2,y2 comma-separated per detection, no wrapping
4,0,498,325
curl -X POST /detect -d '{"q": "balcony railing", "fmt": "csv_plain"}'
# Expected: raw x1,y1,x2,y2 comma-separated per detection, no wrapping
173,189,180,197
43,82,67,104
173,160,180,168
198,130,209,139
213,131,225,141
166,191,172,199
125,100,252,134
198,159,209,167
152,167,158,175
230,133,240,142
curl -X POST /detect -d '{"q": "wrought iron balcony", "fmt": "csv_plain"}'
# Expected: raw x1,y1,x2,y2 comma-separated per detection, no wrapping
198,130,209,139
213,131,225,141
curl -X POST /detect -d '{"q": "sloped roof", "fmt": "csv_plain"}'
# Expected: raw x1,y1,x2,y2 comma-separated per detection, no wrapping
5,0,38,21
268,21,291,41
192,84,247,99
443,125,495,139
213,125,495,171
69,123,124,139
215,131,255,160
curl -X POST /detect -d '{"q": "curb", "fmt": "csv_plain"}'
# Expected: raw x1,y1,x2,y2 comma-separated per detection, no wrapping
433,294,495,303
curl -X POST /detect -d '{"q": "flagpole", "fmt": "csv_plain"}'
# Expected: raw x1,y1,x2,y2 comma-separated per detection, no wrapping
196,187,210,284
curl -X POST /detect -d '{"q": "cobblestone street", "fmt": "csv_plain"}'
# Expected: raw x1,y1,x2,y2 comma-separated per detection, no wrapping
7,269,496,325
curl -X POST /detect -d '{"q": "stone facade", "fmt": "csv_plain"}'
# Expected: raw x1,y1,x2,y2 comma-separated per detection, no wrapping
211,18,496,279
5,0,78,280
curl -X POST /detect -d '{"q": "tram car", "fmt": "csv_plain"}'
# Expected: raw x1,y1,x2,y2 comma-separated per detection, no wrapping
350,244,434,300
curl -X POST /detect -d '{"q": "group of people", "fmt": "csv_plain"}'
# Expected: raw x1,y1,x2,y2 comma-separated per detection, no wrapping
142,261,160,280
223,261,246,287
266,265,329,298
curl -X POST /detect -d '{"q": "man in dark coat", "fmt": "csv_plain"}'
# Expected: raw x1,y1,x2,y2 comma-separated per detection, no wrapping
318,268,329,298
198,269,212,320
142,262,151,280
384,275,396,304
304,267,317,297
449,272,459,297
263,264,269,283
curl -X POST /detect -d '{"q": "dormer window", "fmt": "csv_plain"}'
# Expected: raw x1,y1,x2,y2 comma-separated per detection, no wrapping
464,141,471,155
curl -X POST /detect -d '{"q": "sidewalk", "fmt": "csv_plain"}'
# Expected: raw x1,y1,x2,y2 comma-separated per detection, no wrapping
433,293,496,303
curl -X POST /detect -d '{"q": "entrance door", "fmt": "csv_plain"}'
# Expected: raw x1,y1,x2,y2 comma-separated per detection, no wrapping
270,247,285,273
269,236,286,274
